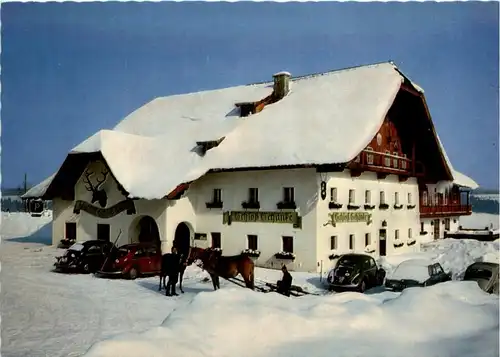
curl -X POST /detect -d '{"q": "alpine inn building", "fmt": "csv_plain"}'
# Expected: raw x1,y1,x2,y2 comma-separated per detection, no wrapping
23,62,478,273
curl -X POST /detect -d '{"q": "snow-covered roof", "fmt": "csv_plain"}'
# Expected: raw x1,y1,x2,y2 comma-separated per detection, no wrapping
435,134,479,190
26,61,477,199
21,173,57,199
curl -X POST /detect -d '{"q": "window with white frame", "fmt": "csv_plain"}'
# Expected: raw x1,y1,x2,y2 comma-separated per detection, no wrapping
213,188,222,203
247,235,258,250
330,187,338,202
248,188,259,203
349,189,355,204
330,236,337,250
349,234,355,250
408,228,412,238
283,187,295,203
408,192,413,205
393,151,398,168
380,191,386,204
395,192,400,205
365,233,371,246
395,229,400,240
402,154,407,169
365,190,371,204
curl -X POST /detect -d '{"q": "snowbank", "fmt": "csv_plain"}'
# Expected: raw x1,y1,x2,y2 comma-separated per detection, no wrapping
0,211,52,242
84,282,498,357
460,213,499,230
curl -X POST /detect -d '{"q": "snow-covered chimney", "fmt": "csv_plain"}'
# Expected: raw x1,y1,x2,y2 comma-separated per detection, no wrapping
272,71,291,99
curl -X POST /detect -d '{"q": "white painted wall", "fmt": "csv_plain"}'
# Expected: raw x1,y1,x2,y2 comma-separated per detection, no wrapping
420,216,460,241
186,168,319,272
316,170,421,272
52,160,168,248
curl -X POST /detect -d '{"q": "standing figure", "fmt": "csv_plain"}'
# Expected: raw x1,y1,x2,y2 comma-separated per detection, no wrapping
276,264,293,297
166,247,181,296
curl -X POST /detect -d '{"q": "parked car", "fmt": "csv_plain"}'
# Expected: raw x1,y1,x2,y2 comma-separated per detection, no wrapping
54,240,117,274
385,259,451,292
463,262,499,295
327,253,386,293
95,242,162,280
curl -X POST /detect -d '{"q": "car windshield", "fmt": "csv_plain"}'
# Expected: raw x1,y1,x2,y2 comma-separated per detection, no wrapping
337,256,363,267
465,268,493,280
117,248,130,258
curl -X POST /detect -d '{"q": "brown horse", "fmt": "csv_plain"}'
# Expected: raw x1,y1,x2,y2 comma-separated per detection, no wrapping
159,246,206,293
199,248,255,291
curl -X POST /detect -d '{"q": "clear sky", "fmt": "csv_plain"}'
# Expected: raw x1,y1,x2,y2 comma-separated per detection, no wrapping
2,2,499,189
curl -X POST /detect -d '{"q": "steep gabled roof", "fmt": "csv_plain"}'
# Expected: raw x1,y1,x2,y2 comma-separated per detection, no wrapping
23,61,477,200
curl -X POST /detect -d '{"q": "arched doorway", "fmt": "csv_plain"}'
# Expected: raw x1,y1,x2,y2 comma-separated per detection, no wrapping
173,222,192,257
130,216,161,246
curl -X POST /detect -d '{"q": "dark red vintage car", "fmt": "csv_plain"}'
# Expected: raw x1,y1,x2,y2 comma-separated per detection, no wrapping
95,242,162,280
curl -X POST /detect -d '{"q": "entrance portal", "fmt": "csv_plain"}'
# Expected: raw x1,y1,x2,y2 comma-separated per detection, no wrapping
173,222,192,258
379,229,387,256
433,219,440,240
135,216,161,246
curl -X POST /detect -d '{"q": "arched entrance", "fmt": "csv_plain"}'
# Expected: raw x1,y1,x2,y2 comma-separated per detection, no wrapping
173,222,192,257
129,216,161,246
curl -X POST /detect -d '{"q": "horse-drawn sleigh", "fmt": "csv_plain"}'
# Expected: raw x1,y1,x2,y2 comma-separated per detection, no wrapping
158,246,316,298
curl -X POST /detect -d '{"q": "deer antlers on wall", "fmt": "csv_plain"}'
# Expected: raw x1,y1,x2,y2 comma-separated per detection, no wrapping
82,167,109,208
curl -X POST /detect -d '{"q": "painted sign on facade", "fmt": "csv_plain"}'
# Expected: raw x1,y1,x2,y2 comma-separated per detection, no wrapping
323,211,372,227
222,211,302,229
73,199,136,219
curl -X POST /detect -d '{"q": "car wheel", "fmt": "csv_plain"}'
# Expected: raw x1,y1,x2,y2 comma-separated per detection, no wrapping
83,263,90,274
358,280,366,293
128,267,139,280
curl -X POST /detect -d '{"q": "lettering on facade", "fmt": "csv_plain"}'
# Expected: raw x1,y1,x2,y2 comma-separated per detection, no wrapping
323,212,372,227
222,211,302,229
73,199,136,219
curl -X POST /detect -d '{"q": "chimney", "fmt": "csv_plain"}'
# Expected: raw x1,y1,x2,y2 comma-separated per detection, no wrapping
272,71,291,100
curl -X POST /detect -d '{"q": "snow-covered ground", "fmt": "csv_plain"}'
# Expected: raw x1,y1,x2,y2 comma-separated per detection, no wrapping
460,212,499,230
1,212,499,357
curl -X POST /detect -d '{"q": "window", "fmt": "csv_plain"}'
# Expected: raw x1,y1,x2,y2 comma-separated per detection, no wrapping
87,245,101,254
395,192,400,205
247,235,258,250
330,188,338,202
445,218,450,231
408,192,413,205
423,191,428,205
213,188,222,203
249,188,259,203
97,224,110,242
365,233,371,246
283,187,295,203
349,234,355,250
433,264,444,275
349,189,355,204
380,191,386,204
365,190,371,204
282,236,293,253
395,229,399,240
401,154,407,169
134,248,147,257
330,236,337,250
384,151,391,167
420,222,425,232
408,228,412,238
366,147,374,165
211,232,221,248
393,151,398,168
65,222,76,240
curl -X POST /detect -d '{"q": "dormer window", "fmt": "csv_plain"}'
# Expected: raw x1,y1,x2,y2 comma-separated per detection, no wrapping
235,102,256,117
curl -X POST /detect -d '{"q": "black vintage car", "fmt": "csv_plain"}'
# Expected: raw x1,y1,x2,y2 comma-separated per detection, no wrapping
54,240,117,274
385,259,452,292
463,262,499,295
327,254,386,293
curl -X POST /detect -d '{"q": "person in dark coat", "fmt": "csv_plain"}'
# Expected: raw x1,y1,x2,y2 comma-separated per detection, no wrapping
165,247,181,296
276,264,293,297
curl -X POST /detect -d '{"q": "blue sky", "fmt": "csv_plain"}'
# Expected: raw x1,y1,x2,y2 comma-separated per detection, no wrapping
2,2,499,189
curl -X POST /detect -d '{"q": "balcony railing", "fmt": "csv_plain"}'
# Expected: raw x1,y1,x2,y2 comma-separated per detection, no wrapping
351,150,422,176
420,203,472,217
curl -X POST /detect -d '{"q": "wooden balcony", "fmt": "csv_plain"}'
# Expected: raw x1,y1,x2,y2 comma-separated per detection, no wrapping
420,203,472,218
350,149,423,178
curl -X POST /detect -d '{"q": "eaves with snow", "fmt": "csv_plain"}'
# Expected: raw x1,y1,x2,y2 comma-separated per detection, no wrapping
22,61,478,200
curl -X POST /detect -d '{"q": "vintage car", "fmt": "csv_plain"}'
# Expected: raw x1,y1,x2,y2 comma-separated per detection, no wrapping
385,259,451,292
95,242,162,280
326,253,386,293
463,262,499,295
54,240,117,274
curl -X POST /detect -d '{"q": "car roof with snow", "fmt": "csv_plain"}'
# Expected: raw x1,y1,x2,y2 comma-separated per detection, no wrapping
390,259,435,282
